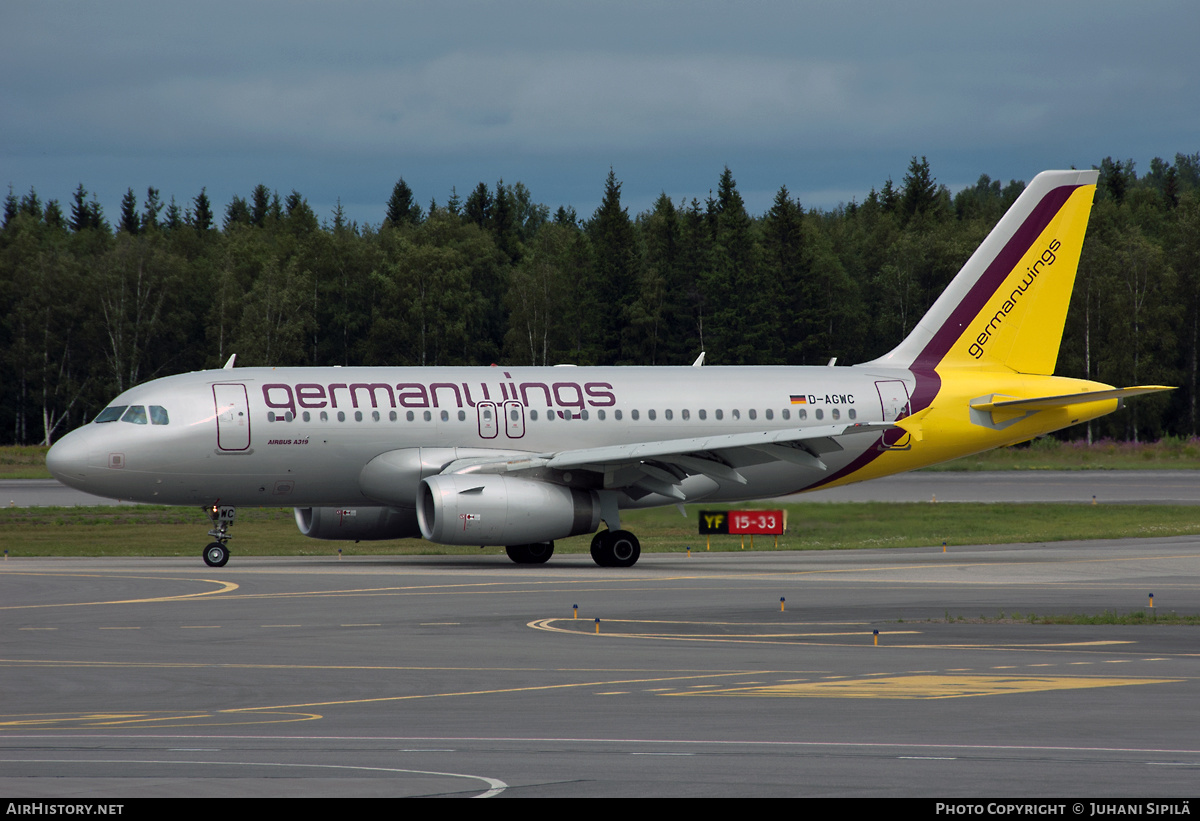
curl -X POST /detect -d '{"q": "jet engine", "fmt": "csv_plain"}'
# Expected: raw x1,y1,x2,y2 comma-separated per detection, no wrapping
417,474,600,545
294,505,421,541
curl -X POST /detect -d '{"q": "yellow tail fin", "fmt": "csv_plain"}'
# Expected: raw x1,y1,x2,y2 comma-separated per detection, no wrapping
866,170,1098,375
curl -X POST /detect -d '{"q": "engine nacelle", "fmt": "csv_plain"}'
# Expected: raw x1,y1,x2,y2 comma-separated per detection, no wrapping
417,474,600,546
294,506,421,541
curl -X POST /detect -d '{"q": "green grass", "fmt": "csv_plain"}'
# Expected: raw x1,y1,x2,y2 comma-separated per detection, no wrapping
4,501,1200,558
937,610,1200,625
0,445,53,478
925,435,1200,471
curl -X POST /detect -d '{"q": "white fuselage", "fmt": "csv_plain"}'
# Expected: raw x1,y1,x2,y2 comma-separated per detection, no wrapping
47,364,914,510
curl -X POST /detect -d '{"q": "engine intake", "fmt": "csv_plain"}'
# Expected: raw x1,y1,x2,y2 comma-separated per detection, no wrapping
417,474,600,545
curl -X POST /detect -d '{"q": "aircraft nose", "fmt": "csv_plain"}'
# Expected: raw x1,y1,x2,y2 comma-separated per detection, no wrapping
46,429,94,487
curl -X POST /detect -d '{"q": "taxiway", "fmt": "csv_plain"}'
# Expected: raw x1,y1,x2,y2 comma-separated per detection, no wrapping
2,539,1199,797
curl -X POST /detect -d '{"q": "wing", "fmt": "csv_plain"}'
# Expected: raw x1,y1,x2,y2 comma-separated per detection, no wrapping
438,422,894,502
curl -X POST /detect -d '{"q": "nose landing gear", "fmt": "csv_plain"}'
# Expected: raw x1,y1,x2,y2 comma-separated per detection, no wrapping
202,504,235,567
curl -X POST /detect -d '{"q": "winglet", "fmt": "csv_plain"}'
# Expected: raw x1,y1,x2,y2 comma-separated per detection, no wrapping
223,354,238,370
864,169,1099,375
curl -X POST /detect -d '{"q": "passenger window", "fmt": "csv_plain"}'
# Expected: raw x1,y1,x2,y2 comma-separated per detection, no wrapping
698,409,706,420
338,411,346,422
832,408,840,420
458,410,466,421
815,409,824,420
782,409,790,420
95,405,128,423
121,405,148,425
372,411,381,422
390,411,398,422
748,409,757,420
355,411,363,422
598,410,605,421
440,410,449,422
631,410,640,420
648,409,657,421
733,409,741,420
798,409,807,420
681,409,689,420
150,406,169,425
302,411,311,422
406,411,414,422
765,409,773,421
530,410,539,421
848,408,857,420
716,409,723,420
614,409,623,421
423,411,432,422
321,411,329,422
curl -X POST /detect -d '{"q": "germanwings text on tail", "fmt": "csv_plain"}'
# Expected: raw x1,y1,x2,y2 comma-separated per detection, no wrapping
47,170,1170,568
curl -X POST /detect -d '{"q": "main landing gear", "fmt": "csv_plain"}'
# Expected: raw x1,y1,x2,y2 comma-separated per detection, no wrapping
203,504,235,567
590,529,641,568
505,542,555,564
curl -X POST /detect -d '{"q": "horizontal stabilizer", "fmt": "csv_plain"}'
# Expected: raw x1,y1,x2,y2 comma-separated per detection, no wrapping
970,386,1174,412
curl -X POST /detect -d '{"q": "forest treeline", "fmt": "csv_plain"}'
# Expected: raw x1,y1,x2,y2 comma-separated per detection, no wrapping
3,155,1199,445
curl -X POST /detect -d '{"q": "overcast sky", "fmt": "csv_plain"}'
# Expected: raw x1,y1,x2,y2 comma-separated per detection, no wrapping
3,1,1197,227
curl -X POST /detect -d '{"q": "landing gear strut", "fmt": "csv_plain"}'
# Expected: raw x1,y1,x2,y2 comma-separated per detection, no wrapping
590,529,641,568
203,504,235,567
505,542,555,564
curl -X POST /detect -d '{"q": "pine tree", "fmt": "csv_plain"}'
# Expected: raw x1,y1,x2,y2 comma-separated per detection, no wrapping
224,196,251,228
250,184,271,227
2,186,18,229
284,190,318,234
164,197,182,231
70,184,90,232
20,187,42,220
901,156,938,221
43,200,65,230
385,178,422,227
190,188,214,231
118,188,140,234
142,187,163,231
587,169,637,363
464,182,492,229
491,179,519,262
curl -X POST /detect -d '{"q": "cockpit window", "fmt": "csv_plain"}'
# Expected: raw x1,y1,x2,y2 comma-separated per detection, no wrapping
95,405,128,423
149,405,169,425
120,405,148,425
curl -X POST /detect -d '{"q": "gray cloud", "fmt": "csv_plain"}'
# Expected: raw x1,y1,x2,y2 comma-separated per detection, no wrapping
3,0,1196,223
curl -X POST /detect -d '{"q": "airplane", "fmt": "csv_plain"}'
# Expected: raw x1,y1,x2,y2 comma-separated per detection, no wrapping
46,169,1170,568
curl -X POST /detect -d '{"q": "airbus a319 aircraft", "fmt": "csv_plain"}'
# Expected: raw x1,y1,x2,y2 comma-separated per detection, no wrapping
47,170,1169,568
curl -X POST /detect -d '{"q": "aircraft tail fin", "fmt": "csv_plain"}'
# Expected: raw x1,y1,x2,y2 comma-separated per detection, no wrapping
864,169,1099,375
